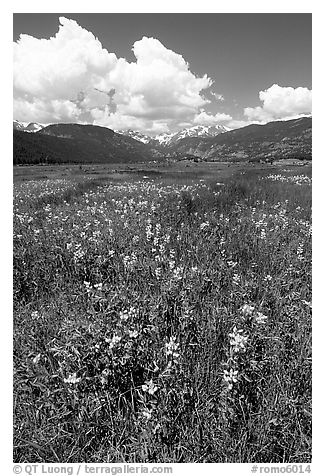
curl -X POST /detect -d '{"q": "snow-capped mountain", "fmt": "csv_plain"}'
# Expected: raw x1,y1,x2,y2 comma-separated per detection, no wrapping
118,124,231,147
13,120,45,132
154,132,175,145
154,124,231,146
24,122,44,132
13,120,27,131
116,129,152,144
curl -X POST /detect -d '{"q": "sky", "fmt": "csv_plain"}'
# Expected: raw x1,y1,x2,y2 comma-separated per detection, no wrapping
13,13,312,135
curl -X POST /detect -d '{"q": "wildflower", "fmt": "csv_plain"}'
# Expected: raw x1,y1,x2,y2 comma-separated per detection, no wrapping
94,343,100,353
263,275,273,282
120,306,138,322
164,234,171,244
73,244,85,261
100,369,109,385
146,223,153,240
223,369,238,390
123,252,137,269
142,408,153,420
165,336,180,360
31,311,40,320
297,243,304,261
241,304,255,317
229,327,248,352
107,334,122,350
84,281,92,294
142,379,158,395
232,274,241,286
260,228,267,239
255,312,268,324
172,266,184,281
32,353,41,365
93,283,103,292
128,330,139,338
227,260,237,268
200,221,210,230
64,373,81,384
152,361,160,373
153,423,161,434
155,267,162,279
169,260,176,270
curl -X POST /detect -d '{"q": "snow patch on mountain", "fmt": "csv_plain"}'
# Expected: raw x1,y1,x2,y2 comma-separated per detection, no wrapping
117,124,231,146
116,129,152,144
155,124,231,146
13,120,45,132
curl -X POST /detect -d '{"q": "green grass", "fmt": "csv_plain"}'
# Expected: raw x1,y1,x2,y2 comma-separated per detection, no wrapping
13,165,312,463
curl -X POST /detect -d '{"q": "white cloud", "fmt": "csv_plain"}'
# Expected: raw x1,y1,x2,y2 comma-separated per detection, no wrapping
193,110,232,126
244,84,312,122
227,119,252,130
211,92,224,102
13,17,215,133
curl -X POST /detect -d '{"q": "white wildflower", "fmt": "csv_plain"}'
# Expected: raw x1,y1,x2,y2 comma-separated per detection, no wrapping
241,304,255,317
142,408,153,420
64,373,81,384
165,336,180,360
128,330,139,338
229,327,248,352
32,353,41,365
200,221,210,230
93,283,103,292
107,334,122,350
227,260,237,268
223,369,238,390
255,312,268,324
141,379,158,395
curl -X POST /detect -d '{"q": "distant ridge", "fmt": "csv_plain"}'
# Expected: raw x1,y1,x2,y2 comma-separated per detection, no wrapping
13,123,156,165
13,117,312,165
167,116,312,162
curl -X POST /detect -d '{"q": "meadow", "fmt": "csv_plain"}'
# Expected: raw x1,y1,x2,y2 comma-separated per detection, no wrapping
13,162,312,463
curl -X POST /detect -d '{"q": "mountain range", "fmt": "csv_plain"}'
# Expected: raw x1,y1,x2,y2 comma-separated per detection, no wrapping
13,123,155,165
13,117,312,165
13,120,44,133
118,124,230,146
167,117,312,162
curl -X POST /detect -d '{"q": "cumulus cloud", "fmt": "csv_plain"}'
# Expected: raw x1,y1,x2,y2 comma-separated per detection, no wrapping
193,110,232,126
13,17,216,133
244,84,312,122
211,92,224,102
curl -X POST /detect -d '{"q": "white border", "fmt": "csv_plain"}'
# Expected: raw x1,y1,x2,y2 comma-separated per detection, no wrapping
3,3,321,475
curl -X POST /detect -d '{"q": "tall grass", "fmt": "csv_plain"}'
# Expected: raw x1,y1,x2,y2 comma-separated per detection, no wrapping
13,170,311,462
